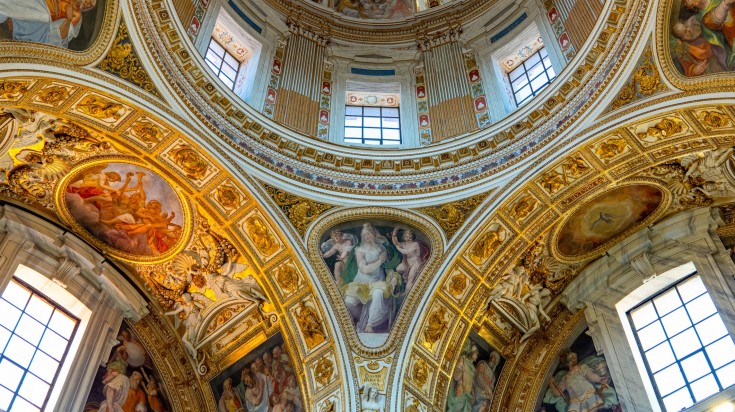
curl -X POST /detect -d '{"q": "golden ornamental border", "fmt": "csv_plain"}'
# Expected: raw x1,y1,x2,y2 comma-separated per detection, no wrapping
54,155,195,264
549,178,673,263
305,206,445,357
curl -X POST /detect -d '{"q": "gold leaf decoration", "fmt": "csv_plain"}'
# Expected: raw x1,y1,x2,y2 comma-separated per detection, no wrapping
609,45,667,111
264,183,334,236
97,23,160,97
417,192,489,238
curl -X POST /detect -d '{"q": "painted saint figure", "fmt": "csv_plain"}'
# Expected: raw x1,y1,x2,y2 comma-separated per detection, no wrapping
390,227,429,294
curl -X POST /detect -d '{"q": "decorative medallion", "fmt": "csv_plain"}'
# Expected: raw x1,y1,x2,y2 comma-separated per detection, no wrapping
552,184,668,260
55,157,192,263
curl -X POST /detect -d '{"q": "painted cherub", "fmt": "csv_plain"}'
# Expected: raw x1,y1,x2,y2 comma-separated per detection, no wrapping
320,229,356,285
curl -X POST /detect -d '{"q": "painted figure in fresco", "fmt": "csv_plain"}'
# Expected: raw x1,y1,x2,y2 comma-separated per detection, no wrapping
320,229,356,285
218,378,246,412
335,0,414,19
141,371,167,412
390,227,429,294
342,223,403,333
448,342,479,412
237,369,273,412
0,0,96,48
472,351,501,412
98,360,130,412
671,14,726,75
122,370,147,412
546,352,619,412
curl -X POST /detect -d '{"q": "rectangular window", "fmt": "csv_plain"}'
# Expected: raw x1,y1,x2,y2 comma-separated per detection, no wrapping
628,274,735,411
344,106,401,145
205,38,240,90
0,278,79,412
508,47,556,106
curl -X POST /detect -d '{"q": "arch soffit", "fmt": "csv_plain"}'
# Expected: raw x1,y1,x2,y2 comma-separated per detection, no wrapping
0,75,349,409
399,97,735,409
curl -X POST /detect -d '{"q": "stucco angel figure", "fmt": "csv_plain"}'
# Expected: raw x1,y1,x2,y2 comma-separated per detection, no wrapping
360,383,385,412
172,252,267,304
164,292,212,358
488,266,529,301
679,148,735,198
520,283,552,341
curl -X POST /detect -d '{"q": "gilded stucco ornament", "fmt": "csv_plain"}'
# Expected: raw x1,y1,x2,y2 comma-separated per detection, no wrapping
537,155,591,196
609,45,667,110
0,80,30,100
35,85,70,106
412,358,429,388
314,357,335,387
295,300,327,349
417,192,489,239
97,23,160,96
170,143,210,180
470,223,506,265
594,137,628,162
636,117,684,142
698,110,732,129
422,306,448,350
74,94,128,122
265,184,334,236
243,211,282,258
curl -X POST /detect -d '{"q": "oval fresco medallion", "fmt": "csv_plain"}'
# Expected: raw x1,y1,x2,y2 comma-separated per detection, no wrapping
55,158,192,263
319,219,431,347
553,184,668,260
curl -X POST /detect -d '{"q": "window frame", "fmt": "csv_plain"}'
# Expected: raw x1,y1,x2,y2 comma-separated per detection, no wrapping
204,37,241,91
626,272,735,411
0,277,81,411
343,105,402,146
508,47,556,106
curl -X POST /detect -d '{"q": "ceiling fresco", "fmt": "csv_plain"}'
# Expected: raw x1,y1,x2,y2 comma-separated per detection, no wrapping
5,0,735,409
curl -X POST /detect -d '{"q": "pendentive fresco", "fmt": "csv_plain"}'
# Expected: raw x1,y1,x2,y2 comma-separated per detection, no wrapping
446,330,505,412
670,0,735,75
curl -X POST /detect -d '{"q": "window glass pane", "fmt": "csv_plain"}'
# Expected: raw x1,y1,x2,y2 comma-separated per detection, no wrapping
670,328,700,358
345,116,362,127
690,374,718,401
10,396,40,412
706,337,735,369
364,117,381,128
0,301,21,331
15,315,44,346
695,315,728,346
28,351,57,383
539,47,548,58
224,53,239,67
646,342,676,372
524,53,541,68
546,67,556,79
681,351,710,381
509,65,525,81
345,106,362,116
631,302,658,330
344,127,362,138
364,128,381,139
0,386,12,411
638,321,667,351
38,331,67,361
511,75,528,91
527,63,545,80
25,297,52,325
661,307,691,337
514,86,532,104
208,40,224,56
679,276,707,303
716,361,735,388
205,60,220,73
48,312,75,340
5,336,34,367
219,77,235,90
654,363,686,395
221,64,238,80
653,289,682,317
363,107,381,117
1,282,30,310
383,129,401,141
344,138,362,144
345,127,362,138
687,294,717,323
364,140,381,146
0,359,24,391
18,373,48,407
0,327,10,352
382,118,400,129
382,140,400,145
662,387,694,412
382,108,399,117
530,75,549,92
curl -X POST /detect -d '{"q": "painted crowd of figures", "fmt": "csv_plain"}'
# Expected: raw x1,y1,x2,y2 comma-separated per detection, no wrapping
320,223,429,336
334,0,415,19
447,338,503,412
671,0,735,75
84,325,169,412
213,341,302,412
